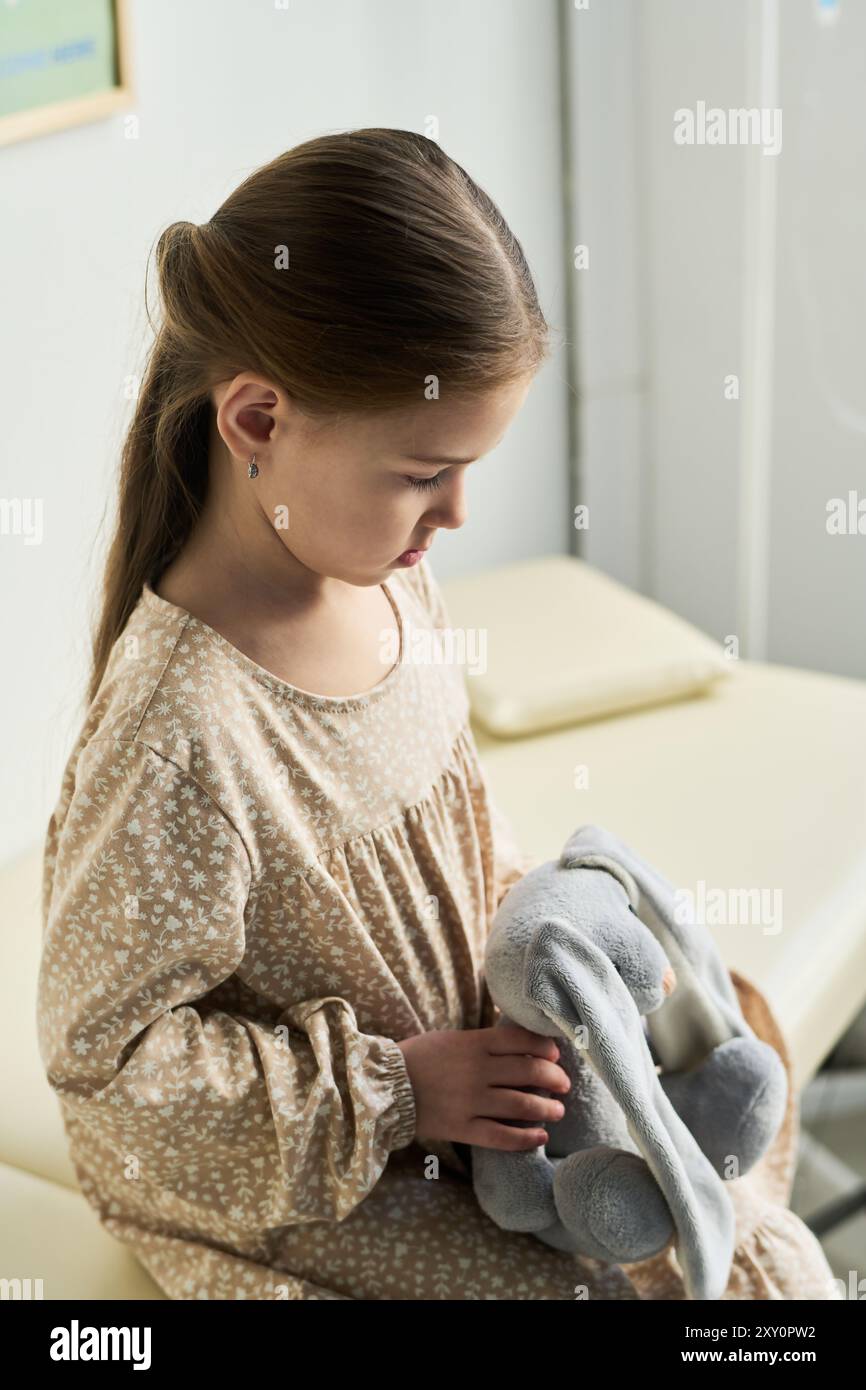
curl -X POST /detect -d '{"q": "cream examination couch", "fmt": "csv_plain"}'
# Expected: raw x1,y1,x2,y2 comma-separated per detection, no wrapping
3,556,866,1300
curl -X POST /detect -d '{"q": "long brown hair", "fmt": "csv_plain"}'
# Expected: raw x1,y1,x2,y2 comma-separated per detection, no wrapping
87,127,552,707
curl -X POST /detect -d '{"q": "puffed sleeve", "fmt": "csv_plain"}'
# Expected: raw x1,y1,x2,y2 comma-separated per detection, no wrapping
37,737,417,1230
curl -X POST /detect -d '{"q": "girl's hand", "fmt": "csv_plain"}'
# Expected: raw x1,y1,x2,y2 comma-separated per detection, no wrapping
397,1024,571,1151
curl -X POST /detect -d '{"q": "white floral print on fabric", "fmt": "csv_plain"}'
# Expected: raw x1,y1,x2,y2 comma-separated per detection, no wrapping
36,557,840,1299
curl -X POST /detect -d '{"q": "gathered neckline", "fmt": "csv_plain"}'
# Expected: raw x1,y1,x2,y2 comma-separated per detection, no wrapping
140,576,406,709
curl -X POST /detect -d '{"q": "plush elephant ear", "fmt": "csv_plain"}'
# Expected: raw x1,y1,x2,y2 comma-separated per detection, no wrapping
523,915,735,1302
560,825,751,1072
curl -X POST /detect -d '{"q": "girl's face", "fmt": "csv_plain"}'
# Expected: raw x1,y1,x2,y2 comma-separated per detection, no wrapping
212,373,534,590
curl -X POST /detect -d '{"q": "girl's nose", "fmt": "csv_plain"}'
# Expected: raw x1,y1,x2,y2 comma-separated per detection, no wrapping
423,476,468,530
430,505,467,531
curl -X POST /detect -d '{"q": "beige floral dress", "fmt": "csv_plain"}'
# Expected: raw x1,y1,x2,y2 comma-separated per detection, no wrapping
37,556,841,1300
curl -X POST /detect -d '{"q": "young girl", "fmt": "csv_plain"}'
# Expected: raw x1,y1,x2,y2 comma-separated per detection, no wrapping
37,129,840,1302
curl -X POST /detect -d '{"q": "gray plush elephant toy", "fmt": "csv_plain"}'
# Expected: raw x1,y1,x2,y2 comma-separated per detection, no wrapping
472,823,788,1301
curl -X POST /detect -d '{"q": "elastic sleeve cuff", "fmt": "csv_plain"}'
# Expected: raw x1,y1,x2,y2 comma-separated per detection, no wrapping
376,1036,418,1152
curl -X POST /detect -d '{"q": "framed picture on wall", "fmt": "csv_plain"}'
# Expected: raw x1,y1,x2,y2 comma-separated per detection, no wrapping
0,0,133,148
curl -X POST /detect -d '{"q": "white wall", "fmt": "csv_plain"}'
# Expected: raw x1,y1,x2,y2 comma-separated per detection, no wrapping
569,0,866,678
0,0,569,862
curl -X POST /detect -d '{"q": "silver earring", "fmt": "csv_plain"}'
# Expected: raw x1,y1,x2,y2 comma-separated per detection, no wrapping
248,453,258,479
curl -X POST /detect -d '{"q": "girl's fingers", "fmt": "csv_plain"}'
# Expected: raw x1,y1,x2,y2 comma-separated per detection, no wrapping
476,1086,568,1125
485,1054,571,1094
486,1024,560,1060
467,1118,550,1152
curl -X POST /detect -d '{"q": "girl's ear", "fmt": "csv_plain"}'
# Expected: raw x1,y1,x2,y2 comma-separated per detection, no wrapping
216,376,280,461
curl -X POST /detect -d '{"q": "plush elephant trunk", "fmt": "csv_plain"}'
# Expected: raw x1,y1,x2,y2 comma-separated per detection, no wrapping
475,823,788,1301
522,914,735,1301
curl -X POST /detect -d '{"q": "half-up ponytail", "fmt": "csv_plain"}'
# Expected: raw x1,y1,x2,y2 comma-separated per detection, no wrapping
86,128,552,706
85,219,214,706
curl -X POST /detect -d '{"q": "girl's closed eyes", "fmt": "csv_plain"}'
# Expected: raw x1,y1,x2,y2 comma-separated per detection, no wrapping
404,472,446,492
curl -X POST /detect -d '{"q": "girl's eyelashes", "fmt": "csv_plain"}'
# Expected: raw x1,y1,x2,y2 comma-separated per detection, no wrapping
403,472,445,492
